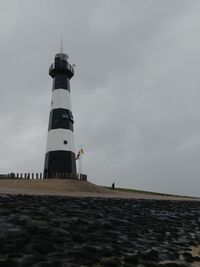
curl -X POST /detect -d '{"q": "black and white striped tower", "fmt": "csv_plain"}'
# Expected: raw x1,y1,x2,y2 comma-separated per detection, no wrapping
44,47,76,178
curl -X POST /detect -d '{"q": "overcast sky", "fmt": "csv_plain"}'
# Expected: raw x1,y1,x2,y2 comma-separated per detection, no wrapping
0,0,199,196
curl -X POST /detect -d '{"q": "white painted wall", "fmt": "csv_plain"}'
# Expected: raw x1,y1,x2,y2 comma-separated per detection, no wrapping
51,89,72,111
46,129,75,153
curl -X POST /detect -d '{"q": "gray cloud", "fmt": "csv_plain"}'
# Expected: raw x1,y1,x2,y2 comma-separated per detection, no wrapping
0,0,199,196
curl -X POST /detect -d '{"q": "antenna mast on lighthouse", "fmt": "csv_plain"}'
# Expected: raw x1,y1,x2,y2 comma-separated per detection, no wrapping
60,36,63,53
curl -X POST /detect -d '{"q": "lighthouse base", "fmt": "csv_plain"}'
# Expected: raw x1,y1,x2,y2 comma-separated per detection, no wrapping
44,151,76,178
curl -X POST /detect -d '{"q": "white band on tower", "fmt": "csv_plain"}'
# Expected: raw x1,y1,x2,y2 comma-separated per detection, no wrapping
51,89,72,111
46,129,75,153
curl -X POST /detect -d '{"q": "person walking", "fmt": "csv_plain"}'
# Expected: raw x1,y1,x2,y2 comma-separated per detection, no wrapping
111,182,115,190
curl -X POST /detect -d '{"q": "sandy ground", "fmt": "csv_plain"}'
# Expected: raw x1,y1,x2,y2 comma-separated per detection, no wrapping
0,178,199,201
191,246,200,267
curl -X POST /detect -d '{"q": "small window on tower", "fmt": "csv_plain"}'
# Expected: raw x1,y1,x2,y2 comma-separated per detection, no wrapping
62,114,69,119
63,140,68,145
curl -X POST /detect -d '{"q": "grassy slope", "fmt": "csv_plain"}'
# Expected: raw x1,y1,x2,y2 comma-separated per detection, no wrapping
103,186,192,198
0,177,195,198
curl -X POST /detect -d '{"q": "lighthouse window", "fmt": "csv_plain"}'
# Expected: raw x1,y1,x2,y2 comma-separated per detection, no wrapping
63,140,68,145
62,114,69,119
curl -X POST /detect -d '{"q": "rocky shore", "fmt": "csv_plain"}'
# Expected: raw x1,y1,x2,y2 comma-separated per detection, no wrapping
0,194,200,267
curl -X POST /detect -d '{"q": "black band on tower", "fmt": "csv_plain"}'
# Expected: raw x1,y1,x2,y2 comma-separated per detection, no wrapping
53,74,70,91
44,151,76,176
48,109,74,131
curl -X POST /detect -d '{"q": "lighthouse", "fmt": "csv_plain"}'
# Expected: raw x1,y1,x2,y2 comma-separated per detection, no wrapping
44,49,76,178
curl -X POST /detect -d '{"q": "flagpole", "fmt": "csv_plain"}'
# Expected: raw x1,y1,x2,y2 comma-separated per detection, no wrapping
76,146,84,180
80,153,82,179
78,155,81,180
